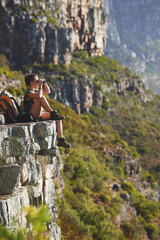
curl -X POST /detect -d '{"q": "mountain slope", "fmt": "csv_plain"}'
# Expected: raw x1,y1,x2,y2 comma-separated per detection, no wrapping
32,54,160,239
104,0,160,93
1,53,160,239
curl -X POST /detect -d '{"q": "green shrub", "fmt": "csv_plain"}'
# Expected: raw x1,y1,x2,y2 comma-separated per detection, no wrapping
47,17,57,25
72,51,88,59
145,223,158,239
147,175,156,189
134,199,160,221
6,87,24,96
31,17,38,24
120,222,135,239
59,202,90,240
73,179,91,196
107,72,117,82
81,205,118,240
132,73,140,79
92,175,105,192
118,231,126,240
0,68,3,75
141,170,156,189
114,167,125,179
107,197,122,218
121,222,136,239
16,88,24,96
7,87,17,96
0,224,16,240
125,67,131,77
39,63,55,71
0,205,51,240
94,81,103,92
139,146,151,154
121,182,136,194
102,97,110,109
99,193,110,204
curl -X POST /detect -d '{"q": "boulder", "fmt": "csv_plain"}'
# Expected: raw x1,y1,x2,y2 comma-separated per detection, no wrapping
0,165,21,195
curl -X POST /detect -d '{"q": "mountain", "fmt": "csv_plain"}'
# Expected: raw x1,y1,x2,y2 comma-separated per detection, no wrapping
1,53,160,240
0,0,160,239
104,0,160,93
0,0,106,66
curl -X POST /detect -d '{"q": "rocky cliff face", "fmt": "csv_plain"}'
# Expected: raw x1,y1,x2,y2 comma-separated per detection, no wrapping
0,0,106,66
0,120,61,239
48,69,152,114
104,0,160,93
0,74,20,91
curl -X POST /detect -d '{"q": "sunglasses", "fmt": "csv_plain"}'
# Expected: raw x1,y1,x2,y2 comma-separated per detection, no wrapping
32,80,39,83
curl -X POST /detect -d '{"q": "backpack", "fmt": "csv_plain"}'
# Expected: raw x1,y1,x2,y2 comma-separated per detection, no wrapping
0,95,33,124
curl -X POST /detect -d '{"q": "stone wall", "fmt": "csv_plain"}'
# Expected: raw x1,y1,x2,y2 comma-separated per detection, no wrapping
0,121,61,240
0,0,106,66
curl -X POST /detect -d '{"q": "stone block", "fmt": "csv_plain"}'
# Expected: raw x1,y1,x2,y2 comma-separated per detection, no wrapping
0,187,30,226
31,121,56,138
44,178,55,206
0,113,5,125
36,136,55,150
21,155,41,185
9,125,30,138
0,165,21,195
5,136,33,157
0,121,57,158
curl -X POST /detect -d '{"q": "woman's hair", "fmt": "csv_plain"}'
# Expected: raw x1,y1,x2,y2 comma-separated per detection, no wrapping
25,73,37,88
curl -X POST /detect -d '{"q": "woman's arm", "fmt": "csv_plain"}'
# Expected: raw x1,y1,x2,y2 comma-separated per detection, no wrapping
43,80,51,95
25,79,50,100
26,80,43,100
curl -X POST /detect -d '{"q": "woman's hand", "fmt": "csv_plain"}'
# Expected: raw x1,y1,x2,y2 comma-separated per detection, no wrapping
42,78,47,84
38,79,43,88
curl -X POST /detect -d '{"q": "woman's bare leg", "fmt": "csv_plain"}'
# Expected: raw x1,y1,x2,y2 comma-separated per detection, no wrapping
30,96,53,120
41,112,50,120
57,121,71,147
30,98,42,119
39,96,53,112
56,120,63,138
30,98,64,141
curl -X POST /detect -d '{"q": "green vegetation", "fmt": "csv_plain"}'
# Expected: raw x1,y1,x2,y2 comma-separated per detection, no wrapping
121,182,136,194
0,54,25,88
0,205,51,240
20,0,60,27
45,54,160,239
0,54,23,80
47,95,160,239
1,52,160,239
120,222,136,239
7,87,24,96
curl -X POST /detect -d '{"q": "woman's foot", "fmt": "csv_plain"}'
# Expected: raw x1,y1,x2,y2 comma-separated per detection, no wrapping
57,138,71,148
50,110,65,120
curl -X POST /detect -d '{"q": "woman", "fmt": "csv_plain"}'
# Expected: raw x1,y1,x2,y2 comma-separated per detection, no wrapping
24,73,71,148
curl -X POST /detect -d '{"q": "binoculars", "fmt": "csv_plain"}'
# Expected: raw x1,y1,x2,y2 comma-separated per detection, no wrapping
36,80,46,83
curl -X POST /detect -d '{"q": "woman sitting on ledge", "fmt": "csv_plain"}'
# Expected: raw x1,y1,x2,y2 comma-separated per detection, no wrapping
24,73,71,148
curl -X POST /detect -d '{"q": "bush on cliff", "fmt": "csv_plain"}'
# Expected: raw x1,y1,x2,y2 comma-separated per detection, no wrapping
0,205,51,240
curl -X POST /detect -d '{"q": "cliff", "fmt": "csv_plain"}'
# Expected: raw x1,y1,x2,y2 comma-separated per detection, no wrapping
49,70,151,114
104,0,160,93
0,62,160,238
35,55,152,114
0,120,62,239
1,1,160,237
0,0,106,66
